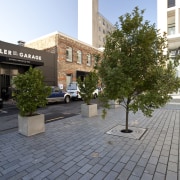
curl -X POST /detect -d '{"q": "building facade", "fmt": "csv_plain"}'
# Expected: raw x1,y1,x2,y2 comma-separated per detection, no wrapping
157,0,180,77
0,40,56,100
25,31,102,90
78,0,115,48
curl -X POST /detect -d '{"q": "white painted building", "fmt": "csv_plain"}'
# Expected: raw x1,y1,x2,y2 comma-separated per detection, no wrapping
157,0,180,78
78,0,115,48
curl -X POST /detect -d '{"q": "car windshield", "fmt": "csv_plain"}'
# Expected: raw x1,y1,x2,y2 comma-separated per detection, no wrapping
67,83,77,90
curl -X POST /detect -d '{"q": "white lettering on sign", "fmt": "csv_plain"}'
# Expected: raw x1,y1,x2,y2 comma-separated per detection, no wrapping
0,48,42,61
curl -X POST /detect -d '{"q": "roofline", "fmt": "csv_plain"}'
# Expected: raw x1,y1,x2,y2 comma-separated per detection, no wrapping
25,31,104,52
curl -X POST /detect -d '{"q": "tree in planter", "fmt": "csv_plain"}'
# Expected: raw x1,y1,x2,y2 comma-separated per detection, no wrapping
77,71,98,105
97,7,180,132
13,67,51,116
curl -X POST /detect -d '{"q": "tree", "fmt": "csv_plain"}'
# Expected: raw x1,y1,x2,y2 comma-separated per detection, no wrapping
97,7,180,132
77,71,98,105
13,67,51,116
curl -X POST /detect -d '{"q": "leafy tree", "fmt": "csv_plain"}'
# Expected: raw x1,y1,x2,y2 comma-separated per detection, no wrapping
77,71,98,105
13,67,51,116
97,7,180,132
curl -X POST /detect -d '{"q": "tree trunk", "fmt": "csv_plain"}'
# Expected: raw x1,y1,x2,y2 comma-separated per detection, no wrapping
125,98,130,132
125,105,129,132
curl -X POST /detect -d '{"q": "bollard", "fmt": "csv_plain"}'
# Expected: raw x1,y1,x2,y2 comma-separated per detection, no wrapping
0,98,3,109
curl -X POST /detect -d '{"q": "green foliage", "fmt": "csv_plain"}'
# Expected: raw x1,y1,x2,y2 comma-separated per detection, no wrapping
97,7,180,130
13,67,51,116
77,71,98,105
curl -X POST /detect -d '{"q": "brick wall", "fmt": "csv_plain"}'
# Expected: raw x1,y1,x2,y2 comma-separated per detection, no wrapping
25,32,102,90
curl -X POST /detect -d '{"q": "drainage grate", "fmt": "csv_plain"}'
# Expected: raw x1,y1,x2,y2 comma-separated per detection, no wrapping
106,125,147,140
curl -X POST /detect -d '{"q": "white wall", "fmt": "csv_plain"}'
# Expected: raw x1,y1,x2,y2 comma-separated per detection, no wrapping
157,0,167,34
78,0,93,45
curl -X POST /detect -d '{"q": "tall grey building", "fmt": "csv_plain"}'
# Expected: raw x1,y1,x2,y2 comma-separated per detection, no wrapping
78,0,115,48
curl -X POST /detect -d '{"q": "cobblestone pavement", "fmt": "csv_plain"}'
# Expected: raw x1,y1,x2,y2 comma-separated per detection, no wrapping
0,102,180,180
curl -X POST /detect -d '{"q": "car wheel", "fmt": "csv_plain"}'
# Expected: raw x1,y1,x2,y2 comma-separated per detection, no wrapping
65,96,70,103
94,93,97,99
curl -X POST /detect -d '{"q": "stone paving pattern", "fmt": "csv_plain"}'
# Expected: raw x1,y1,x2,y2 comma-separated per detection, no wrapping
0,103,180,180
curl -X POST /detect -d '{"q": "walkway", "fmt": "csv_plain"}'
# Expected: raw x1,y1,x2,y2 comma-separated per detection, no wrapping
0,102,180,179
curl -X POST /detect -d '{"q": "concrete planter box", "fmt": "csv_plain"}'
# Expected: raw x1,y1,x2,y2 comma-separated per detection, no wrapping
18,113,45,136
109,100,120,109
81,103,97,117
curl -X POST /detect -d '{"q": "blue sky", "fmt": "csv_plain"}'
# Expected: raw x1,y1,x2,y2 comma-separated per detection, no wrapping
0,0,157,44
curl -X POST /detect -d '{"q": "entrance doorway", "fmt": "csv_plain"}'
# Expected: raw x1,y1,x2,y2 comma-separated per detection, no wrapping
0,64,29,100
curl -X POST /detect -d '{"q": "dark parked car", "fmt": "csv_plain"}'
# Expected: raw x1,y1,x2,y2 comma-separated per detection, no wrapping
46,86,71,103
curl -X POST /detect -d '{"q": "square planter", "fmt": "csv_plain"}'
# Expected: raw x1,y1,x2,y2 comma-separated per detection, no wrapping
109,100,120,109
18,113,45,136
81,103,97,117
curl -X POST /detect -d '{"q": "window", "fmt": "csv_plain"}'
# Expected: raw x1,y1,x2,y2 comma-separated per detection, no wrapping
168,23,175,35
77,50,82,64
168,0,175,8
66,46,72,62
87,54,91,66
103,19,105,25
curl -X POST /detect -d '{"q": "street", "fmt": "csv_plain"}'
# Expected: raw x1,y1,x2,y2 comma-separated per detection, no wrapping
0,98,100,133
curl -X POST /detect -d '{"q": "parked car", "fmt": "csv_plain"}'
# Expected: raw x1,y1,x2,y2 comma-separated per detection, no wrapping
46,86,71,103
67,82,98,100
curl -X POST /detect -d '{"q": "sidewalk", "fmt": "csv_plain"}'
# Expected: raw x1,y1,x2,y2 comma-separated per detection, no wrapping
0,103,180,180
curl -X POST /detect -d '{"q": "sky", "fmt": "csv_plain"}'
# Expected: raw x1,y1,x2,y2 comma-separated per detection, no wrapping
0,0,157,44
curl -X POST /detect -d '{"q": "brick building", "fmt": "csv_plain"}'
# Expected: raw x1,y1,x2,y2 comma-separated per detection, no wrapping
25,31,103,90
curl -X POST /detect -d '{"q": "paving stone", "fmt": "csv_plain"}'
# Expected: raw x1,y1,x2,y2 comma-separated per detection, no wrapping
137,158,148,167
166,170,178,180
22,169,42,180
8,171,28,180
61,160,76,171
130,154,141,162
77,158,90,167
33,170,52,180
124,161,136,171
47,168,64,180
159,155,168,165
148,156,158,165
78,164,92,174
117,169,131,180
39,162,54,171
153,172,166,180
65,165,81,176
101,162,115,172
79,172,94,180
132,165,144,177
91,170,107,180
98,156,111,165
120,155,131,163
0,170,17,180
104,171,118,180
168,162,178,172
89,164,103,174
156,163,167,174
144,164,156,175
141,173,153,180
112,162,125,173
128,175,141,180
169,154,178,163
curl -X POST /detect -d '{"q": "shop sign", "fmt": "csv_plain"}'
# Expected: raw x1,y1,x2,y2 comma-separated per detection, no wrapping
0,48,42,61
